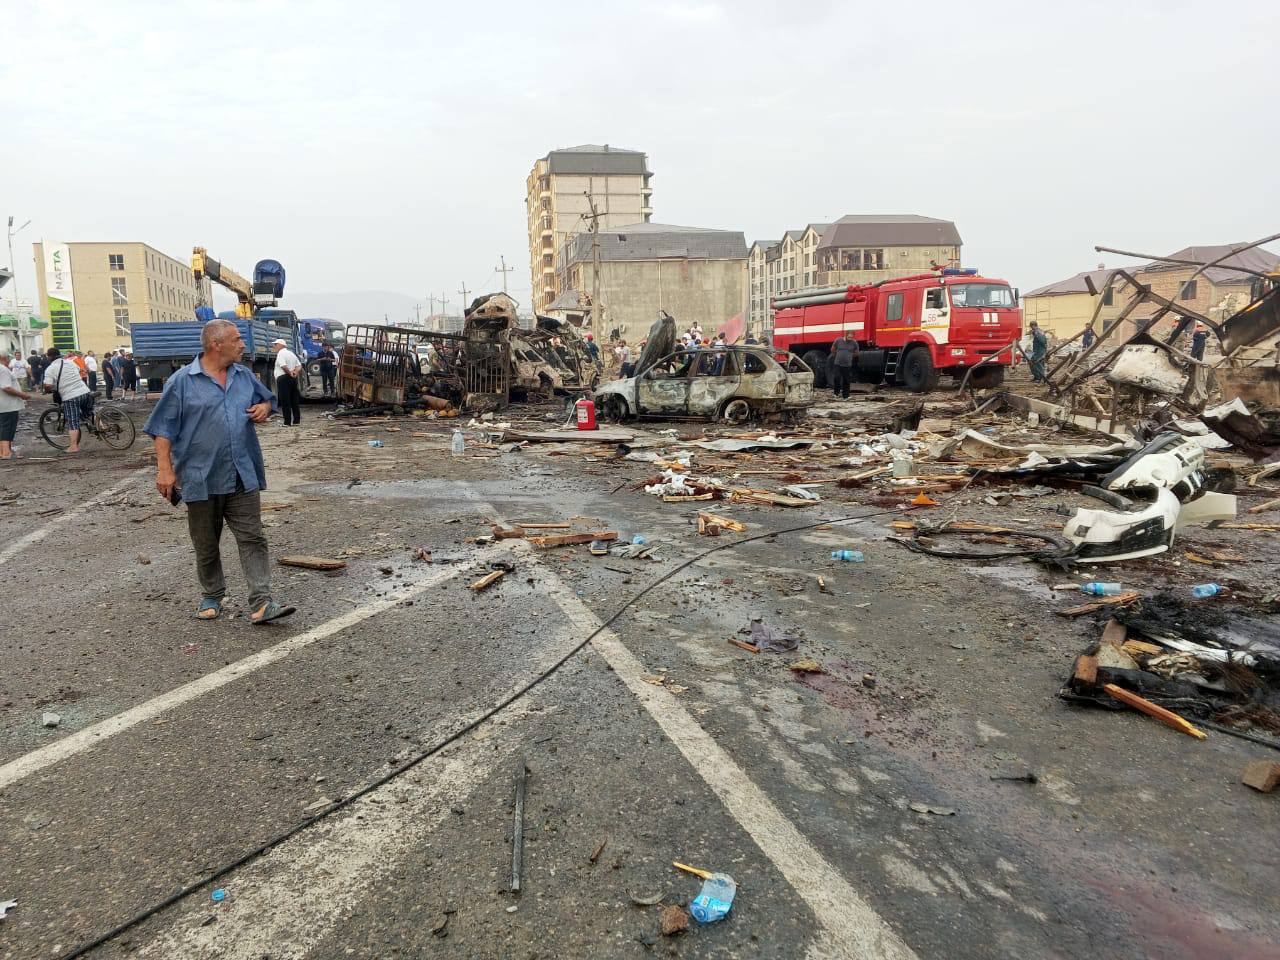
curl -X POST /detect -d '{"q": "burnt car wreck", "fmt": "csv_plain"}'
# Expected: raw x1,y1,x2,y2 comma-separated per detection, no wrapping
337,293,600,413
594,344,814,423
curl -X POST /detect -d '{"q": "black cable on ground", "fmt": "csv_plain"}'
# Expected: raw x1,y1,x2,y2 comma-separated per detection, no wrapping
57,506,905,960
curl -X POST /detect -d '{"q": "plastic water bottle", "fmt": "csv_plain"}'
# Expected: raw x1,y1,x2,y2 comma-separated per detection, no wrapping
831,550,864,562
451,429,465,457
689,873,736,924
1191,583,1223,599
631,534,646,545
1080,582,1122,596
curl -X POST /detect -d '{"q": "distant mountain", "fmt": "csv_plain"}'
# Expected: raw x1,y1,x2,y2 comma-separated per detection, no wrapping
211,288,425,325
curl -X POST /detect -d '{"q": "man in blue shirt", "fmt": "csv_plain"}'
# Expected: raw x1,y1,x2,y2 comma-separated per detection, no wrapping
144,319,295,625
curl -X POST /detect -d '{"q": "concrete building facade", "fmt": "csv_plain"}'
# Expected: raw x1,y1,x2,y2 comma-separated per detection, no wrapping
1024,245,1280,343
32,241,212,356
525,144,653,314
558,222,747,345
814,215,961,287
747,216,959,336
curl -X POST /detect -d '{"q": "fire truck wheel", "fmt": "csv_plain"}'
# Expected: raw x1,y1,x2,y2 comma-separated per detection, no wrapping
901,348,940,393
802,350,829,388
968,365,1005,390
721,398,752,423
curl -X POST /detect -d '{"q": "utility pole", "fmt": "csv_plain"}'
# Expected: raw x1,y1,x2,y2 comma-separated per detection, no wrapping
494,256,514,294
581,193,603,333
414,303,421,326
428,295,436,317
439,293,450,318
7,216,31,328
458,282,471,316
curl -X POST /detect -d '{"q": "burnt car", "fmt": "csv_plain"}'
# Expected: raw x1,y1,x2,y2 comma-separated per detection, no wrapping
594,345,813,422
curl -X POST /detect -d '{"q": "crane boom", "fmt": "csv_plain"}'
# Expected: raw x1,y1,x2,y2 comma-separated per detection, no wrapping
191,246,286,319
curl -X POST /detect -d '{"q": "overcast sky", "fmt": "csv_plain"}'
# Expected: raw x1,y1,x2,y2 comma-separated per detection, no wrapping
5,0,1277,320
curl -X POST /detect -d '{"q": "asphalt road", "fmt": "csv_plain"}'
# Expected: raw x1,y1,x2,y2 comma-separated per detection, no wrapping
1,399,1278,960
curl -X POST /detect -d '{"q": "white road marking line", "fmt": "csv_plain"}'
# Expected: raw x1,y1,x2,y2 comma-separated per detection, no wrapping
540,575,919,960
0,562,476,792
0,467,151,566
132,721,525,960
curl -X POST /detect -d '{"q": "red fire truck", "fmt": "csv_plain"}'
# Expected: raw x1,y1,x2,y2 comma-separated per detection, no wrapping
770,268,1023,392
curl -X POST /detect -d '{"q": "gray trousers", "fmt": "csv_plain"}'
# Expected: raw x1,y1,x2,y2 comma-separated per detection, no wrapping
186,489,273,610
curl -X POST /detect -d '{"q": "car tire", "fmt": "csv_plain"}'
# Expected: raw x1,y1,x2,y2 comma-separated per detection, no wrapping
968,365,1005,390
601,396,629,421
802,350,828,389
721,398,751,423
901,348,940,393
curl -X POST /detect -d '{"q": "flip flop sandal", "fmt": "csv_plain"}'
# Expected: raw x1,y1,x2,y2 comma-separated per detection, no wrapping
195,598,222,620
251,600,297,625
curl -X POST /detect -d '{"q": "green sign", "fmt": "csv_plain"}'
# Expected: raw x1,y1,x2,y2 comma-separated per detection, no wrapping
48,295,77,351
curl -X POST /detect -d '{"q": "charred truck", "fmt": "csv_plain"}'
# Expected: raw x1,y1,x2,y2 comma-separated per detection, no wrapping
770,268,1022,392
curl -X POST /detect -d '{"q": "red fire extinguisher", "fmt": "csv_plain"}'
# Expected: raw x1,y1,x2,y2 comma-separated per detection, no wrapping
575,398,598,431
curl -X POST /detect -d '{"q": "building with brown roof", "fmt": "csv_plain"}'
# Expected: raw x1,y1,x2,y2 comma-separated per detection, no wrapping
1024,244,1279,342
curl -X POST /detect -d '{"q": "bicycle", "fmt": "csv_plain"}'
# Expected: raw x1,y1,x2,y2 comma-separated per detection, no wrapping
39,400,138,451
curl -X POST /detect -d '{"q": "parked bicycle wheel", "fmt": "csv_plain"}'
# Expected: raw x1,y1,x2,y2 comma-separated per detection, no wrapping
96,406,137,450
38,407,71,450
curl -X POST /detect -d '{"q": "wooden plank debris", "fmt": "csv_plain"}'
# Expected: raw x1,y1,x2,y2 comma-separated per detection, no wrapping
1056,592,1141,617
526,531,618,548
698,511,747,533
1241,761,1280,793
278,555,348,571
470,568,507,592
1103,683,1207,739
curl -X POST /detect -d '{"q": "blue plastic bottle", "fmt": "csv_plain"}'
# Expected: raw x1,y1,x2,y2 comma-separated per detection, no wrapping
1191,583,1223,598
689,873,736,923
831,550,864,562
1080,582,1122,596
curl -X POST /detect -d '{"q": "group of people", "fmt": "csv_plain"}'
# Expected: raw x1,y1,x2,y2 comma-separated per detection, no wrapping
0,344,118,454
7,347,141,400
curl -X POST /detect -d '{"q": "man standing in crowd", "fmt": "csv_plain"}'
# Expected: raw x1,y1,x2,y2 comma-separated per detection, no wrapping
26,350,44,390
1081,325,1096,350
0,351,32,459
318,342,338,398
829,330,859,400
102,349,117,400
85,351,99,393
584,333,599,364
9,351,28,391
618,340,634,378
144,319,294,625
271,338,302,426
121,351,138,398
42,348,93,453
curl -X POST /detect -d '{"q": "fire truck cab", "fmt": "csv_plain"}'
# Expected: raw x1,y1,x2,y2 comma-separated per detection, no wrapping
770,269,1023,392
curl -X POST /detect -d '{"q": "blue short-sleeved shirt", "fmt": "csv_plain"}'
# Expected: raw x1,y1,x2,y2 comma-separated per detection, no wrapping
143,356,277,503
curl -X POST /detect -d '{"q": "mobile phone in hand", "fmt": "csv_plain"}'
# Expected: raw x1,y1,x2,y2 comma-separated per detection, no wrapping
168,485,182,507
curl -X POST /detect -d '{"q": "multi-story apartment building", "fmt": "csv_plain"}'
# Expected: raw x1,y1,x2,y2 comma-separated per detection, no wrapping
525,144,653,313
746,224,829,335
814,215,961,286
32,241,213,355
747,217,958,335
